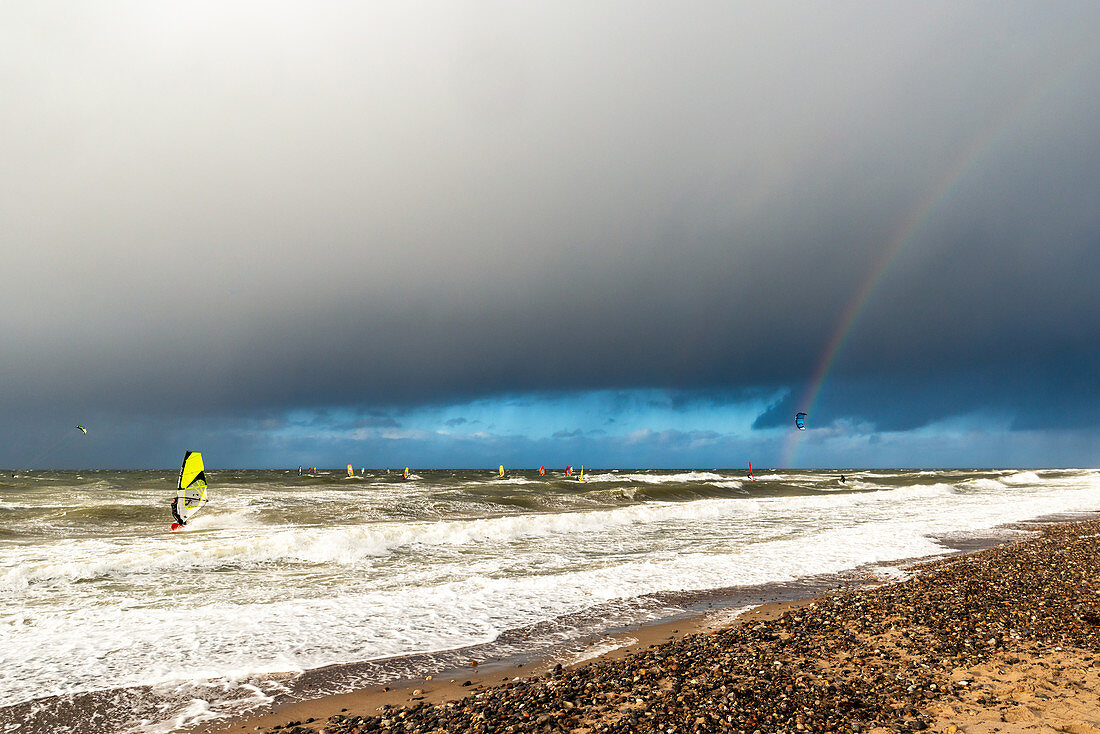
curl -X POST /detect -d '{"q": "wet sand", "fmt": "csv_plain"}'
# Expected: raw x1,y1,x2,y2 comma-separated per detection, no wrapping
206,515,1100,734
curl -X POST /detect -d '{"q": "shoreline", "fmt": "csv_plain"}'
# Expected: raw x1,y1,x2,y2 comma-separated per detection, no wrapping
201,598,822,734
3,512,1091,734
200,518,1076,734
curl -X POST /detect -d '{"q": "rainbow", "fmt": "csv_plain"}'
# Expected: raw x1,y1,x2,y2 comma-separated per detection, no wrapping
780,45,1094,468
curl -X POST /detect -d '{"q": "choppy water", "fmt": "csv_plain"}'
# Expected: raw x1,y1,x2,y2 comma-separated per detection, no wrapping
1,467,1097,733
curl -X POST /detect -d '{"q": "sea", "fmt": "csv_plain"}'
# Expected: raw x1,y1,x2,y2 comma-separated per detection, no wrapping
1,468,1098,733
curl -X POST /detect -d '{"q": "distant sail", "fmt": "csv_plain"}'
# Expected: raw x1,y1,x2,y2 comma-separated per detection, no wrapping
498,464,505,478
538,466,545,476
75,426,87,434
795,412,807,430
566,466,573,475
578,465,584,482
403,467,410,479
748,461,754,480
176,451,208,524
347,464,355,478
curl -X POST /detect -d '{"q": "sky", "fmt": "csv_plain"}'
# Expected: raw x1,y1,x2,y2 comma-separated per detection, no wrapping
1,2,1098,469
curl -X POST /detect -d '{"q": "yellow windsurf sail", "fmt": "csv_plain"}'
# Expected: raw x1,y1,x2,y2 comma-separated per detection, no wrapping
403,467,410,479
176,451,208,523
498,464,505,477
347,464,355,478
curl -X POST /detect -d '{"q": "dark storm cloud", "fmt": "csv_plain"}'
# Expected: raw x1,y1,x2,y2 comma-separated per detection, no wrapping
344,410,403,429
1,1,1099,449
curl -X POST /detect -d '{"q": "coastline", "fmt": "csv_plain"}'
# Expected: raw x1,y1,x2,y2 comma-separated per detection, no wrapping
4,510,1094,734
200,515,1099,734
201,599,820,734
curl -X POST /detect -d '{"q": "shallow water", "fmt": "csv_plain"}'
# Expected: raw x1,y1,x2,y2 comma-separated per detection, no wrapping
1,467,1097,733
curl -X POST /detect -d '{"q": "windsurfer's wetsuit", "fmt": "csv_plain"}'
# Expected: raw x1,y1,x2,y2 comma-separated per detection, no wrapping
171,497,184,526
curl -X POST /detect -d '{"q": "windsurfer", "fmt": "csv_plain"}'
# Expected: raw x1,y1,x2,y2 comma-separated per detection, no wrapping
170,497,184,526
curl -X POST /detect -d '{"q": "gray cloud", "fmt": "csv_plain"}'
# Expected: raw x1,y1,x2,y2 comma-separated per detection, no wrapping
552,429,583,439
1,2,1098,462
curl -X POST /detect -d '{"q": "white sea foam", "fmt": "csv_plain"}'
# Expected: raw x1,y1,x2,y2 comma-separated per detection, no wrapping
833,479,884,491
962,478,1009,491
1002,471,1042,485
582,471,727,484
565,636,638,666
745,473,802,482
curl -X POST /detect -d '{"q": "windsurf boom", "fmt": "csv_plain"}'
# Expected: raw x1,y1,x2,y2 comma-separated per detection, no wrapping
173,451,208,529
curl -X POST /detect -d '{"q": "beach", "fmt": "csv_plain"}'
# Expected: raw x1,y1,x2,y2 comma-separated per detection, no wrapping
208,515,1100,734
3,469,1099,734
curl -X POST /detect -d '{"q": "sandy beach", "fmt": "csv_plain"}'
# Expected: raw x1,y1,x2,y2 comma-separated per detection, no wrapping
203,515,1100,734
